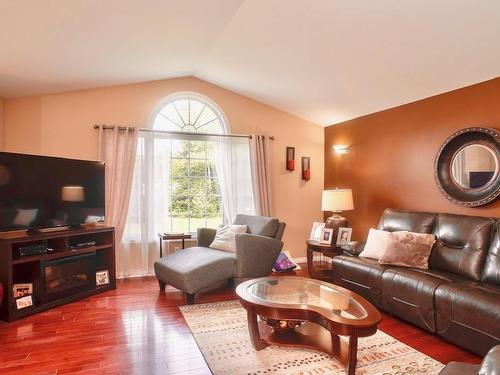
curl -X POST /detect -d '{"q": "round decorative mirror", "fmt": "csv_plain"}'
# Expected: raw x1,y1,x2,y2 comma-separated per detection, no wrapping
451,144,499,189
435,127,500,207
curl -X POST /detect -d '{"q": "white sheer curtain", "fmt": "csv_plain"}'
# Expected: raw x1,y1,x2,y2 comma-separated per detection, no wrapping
213,136,256,224
121,132,171,278
249,134,272,216
98,127,138,245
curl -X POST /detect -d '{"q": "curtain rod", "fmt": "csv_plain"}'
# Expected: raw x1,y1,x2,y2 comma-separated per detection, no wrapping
93,124,274,140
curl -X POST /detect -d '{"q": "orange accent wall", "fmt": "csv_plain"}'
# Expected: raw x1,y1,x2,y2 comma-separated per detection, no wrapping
3,76,324,258
325,77,500,241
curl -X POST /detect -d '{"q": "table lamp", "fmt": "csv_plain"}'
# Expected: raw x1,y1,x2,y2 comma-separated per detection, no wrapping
321,189,354,241
61,186,85,202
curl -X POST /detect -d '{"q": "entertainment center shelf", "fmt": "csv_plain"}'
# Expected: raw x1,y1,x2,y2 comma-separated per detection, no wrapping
12,244,112,265
0,226,115,322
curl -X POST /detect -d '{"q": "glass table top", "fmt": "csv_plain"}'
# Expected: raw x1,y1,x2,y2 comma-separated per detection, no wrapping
246,277,368,320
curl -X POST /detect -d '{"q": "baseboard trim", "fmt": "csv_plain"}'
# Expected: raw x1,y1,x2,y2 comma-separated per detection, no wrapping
294,255,332,264
294,256,308,264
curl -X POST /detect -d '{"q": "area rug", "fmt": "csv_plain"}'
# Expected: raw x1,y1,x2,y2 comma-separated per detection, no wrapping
179,301,444,375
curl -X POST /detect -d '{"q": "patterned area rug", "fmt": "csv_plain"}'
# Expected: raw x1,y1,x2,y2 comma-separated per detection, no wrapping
180,301,444,375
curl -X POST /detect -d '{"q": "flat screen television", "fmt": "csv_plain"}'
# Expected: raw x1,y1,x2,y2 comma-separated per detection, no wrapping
0,152,105,232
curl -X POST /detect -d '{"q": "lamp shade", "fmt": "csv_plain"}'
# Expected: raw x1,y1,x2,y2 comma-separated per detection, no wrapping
321,189,354,212
61,186,85,202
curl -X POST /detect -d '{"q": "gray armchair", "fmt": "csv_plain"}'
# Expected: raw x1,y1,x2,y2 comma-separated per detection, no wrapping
154,214,285,304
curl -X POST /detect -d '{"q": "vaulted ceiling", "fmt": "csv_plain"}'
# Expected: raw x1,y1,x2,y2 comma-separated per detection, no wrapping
1,0,499,125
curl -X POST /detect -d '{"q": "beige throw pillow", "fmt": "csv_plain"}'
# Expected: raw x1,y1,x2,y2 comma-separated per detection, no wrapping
359,228,394,260
209,225,248,252
378,231,436,269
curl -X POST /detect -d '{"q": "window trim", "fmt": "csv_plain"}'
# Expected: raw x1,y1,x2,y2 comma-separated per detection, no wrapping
147,91,231,135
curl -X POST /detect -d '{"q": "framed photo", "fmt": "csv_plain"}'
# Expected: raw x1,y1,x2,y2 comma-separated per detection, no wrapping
309,222,325,242
96,270,110,286
320,228,334,244
336,227,352,246
15,295,33,309
13,283,33,298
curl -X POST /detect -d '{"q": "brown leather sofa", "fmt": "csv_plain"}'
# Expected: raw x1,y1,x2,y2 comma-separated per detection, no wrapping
439,345,500,374
332,208,500,356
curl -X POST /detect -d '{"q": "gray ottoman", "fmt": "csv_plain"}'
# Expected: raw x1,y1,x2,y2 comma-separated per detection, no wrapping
154,247,236,304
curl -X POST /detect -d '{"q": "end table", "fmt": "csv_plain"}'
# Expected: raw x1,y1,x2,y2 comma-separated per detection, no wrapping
306,240,342,281
158,233,192,258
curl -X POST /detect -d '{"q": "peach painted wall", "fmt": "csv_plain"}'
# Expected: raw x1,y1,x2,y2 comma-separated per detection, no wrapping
0,98,4,150
325,78,500,242
3,76,324,258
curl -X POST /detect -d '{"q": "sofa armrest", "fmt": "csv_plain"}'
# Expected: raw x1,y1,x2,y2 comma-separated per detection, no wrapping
342,241,366,256
234,233,283,278
438,362,479,375
197,228,217,247
480,345,500,375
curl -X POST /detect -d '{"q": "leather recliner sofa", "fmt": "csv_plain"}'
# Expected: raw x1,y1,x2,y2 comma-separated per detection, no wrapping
331,208,500,356
439,345,500,374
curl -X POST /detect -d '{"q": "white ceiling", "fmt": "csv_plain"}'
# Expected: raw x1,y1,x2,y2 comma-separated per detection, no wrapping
1,0,499,126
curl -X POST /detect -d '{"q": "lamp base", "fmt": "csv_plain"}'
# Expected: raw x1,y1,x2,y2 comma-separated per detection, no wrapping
325,213,347,246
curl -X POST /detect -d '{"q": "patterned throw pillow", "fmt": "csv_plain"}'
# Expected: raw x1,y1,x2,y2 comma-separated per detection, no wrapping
378,231,436,269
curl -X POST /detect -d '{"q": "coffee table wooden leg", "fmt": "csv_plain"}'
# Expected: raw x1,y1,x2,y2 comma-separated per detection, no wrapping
307,246,314,277
330,330,341,353
347,334,358,375
246,307,267,351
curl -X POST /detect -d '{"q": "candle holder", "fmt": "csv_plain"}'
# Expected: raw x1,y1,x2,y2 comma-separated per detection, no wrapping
286,147,295,171
302,156,310,181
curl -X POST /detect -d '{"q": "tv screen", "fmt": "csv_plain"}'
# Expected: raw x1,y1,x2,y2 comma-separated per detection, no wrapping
0,152,105,232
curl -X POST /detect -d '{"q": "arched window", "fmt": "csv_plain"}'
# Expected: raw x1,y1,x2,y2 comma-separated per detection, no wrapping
150,93,228,134
127,93,229,237
124,93,255,276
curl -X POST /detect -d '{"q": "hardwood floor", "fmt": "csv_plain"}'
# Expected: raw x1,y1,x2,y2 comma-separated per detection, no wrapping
0,269,481,375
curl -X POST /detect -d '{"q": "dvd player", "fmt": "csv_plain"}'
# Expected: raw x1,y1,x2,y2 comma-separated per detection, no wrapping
17,244,50,257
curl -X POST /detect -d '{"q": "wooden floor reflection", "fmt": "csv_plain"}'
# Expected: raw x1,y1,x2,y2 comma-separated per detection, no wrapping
0,270,480,374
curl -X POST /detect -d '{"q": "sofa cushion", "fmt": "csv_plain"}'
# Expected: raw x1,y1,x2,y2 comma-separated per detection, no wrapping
381,267,470,332
233,214,280,238
482,220,500,286
377,208,436,233
154,247,236,294
435,282,500,356
430,213,495,281
331,255,390,308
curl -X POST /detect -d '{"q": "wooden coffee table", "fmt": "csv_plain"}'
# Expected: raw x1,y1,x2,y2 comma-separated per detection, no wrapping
236,276,382,375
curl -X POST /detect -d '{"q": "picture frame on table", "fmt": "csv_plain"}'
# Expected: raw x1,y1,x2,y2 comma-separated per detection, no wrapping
336,227,352,246
320,228,334,245
96,270,110,286
309,222,325,242
15,295,33,309
13,283,33,298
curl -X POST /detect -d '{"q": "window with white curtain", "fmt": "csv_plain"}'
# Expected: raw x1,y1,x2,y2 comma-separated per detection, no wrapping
121,93,255,277
154,95,228,232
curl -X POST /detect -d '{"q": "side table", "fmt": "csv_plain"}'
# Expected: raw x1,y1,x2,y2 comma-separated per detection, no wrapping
306,240,343,281
158,233,192,258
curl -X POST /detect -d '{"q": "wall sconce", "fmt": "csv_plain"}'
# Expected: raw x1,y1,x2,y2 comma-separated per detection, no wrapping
286,147,295,171
333,145,349,154
302,157,311,181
